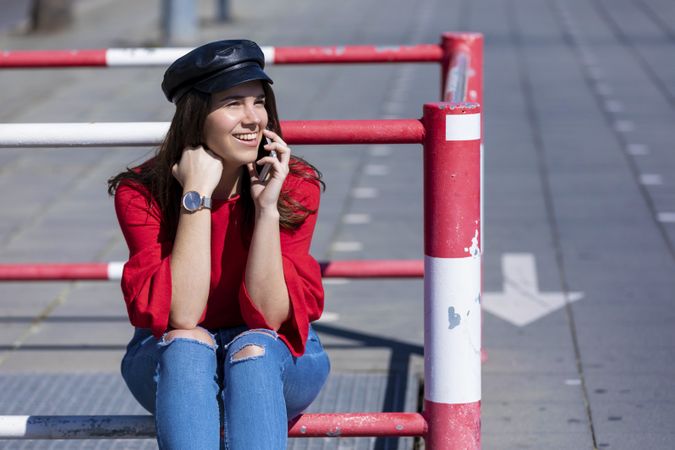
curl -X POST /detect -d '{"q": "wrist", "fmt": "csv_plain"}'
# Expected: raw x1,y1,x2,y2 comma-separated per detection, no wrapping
183,186,214,197
255,207,280,221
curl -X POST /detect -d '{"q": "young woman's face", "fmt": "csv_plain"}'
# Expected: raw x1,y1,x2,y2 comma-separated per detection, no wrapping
204,80,269,166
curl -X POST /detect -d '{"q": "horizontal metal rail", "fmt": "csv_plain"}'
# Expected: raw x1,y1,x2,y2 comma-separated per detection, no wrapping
0,119,425,148
0,45,443,69
0,413,427,439
0,260,424,281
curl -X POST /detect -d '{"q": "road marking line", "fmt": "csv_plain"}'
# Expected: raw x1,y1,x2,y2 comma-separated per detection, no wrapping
614,120,634,133
604,100,623,113
640,174,663,185
627,144,649,156
657,212,675,223
322,278,350,285
343,213,371,224
331,241,363,252
370,145,392,157
595,82,612,96
352,187,378,199
315,311,340,323
364,164,389,176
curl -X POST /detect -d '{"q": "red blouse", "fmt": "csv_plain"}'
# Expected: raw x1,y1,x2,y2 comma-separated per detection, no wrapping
114,169,324,356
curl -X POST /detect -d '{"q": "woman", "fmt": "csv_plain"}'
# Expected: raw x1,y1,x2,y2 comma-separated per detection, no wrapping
108,39,330,449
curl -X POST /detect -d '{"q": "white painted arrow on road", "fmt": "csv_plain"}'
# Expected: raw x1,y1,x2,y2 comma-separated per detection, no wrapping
482,253,583,327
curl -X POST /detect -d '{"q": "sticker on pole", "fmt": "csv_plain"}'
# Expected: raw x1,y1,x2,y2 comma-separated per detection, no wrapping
445,114,480,141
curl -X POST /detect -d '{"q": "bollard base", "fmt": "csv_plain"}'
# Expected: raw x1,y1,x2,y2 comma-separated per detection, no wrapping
423,400,480,449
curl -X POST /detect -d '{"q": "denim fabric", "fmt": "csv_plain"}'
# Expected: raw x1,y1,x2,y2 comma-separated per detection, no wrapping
121,325,330,450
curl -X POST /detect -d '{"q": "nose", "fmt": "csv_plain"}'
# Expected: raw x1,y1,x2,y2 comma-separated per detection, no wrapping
243,103,262,125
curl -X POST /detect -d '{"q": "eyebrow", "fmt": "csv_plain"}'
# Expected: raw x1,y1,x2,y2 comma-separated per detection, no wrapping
220,94,266,102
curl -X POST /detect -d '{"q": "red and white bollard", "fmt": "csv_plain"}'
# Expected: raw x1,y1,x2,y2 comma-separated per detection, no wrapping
422,102,481,449
441,33,483,104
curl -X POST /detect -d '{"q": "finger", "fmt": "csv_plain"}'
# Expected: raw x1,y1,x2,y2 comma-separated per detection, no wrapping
256,156,280,167
263,129,287,146
246,162,260,181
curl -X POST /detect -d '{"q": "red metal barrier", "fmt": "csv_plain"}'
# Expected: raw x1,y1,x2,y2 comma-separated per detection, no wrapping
423,102,482,449
0,119,424,148
273,44,442,64
0,260,424,281
0,44,443,69
289,412,427,437
0,33,485,448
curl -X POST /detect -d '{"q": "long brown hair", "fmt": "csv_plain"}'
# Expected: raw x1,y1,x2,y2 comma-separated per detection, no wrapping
108,83,324,234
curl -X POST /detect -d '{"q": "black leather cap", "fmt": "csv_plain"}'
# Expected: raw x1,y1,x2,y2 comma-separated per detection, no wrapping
161,39,273,103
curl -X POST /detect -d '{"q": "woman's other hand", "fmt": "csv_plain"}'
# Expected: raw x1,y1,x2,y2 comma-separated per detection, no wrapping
246,129,290,212
172,146,224,195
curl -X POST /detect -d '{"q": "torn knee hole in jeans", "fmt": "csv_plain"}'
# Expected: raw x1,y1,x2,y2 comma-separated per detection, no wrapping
231,344,265,363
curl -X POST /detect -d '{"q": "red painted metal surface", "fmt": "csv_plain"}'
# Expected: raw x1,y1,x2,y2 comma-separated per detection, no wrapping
282,119,424,145
0,49,107,68
320,259,423,278
0,44,443,69
0,260,424,281
274,44,442,64
423,400,480,449
422,103,481,258
289,412,427,437
0,263,110,281
441,33,483,104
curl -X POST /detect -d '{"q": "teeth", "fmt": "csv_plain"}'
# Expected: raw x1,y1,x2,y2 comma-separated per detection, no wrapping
233,133,257,141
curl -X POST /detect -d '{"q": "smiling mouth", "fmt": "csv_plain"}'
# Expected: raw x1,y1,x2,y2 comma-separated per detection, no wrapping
232,132,259,143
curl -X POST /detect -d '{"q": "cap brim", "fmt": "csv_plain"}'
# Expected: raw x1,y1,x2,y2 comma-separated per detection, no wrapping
193,65,273,96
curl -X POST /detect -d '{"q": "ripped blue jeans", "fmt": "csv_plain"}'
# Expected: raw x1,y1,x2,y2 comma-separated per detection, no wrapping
121,325,330,450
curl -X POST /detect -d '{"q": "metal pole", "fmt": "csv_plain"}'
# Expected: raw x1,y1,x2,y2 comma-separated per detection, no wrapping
216,0,230,22
0,260,426,281
161,0,197,45
0,119,425,148
422,102,482,448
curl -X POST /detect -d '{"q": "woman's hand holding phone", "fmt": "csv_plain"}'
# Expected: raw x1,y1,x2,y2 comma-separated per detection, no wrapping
247,129,290,212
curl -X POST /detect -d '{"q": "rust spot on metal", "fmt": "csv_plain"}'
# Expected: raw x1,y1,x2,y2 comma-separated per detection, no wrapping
326,427,342,437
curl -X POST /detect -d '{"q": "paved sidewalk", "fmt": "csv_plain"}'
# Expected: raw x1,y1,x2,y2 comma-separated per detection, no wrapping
1,0,674,449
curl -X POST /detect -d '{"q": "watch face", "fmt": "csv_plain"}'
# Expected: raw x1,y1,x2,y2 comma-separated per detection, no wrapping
182,191,202,211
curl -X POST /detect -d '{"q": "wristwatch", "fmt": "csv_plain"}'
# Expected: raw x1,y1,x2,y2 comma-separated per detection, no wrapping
181,191,212,213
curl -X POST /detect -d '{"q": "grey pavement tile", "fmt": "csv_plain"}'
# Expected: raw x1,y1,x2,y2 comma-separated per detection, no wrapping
0,350,125,373
482,432,593,450
591,399,675,436
594,432,675,450
484,372,587,403
585,372,675,404
481,399,591,434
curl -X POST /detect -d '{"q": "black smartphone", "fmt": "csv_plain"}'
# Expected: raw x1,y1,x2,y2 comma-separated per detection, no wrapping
258,136,277,181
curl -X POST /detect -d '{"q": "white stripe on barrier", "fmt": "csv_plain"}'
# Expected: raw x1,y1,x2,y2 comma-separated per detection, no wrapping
106,48,191,66
0,122,168,147
261,46,275,64
107,262,124,281
0,416,28,439
424,254,481,404
0,415,154,439
445,114,481,141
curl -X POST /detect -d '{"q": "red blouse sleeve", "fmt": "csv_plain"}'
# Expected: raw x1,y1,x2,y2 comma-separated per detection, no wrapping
114,182,173,338
238,173,324,357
